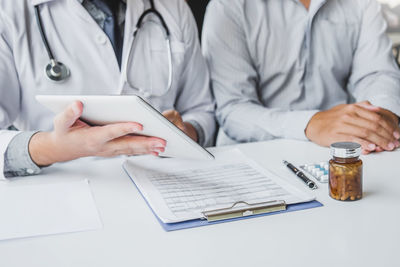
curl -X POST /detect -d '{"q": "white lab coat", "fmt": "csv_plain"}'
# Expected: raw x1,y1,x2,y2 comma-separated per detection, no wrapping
0,0,215,178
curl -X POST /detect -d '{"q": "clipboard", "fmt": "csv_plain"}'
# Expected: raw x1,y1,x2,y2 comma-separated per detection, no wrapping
125,168,323,231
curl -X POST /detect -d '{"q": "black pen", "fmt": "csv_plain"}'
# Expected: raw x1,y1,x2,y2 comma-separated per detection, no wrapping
283,160,318,190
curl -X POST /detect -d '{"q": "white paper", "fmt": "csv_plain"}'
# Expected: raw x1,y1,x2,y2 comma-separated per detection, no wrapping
123,149,315,223
0,179,102,241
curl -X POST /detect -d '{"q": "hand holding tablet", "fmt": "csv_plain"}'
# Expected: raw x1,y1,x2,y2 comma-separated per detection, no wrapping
35,95,214,162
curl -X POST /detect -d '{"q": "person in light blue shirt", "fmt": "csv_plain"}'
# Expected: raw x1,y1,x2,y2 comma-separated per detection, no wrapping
203,0,400,154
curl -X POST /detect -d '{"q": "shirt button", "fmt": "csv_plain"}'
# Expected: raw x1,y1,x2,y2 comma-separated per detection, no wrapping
26,169,35,175
96,34,107,45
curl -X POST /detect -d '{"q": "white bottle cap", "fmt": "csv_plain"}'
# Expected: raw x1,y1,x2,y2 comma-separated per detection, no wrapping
330,142,362,158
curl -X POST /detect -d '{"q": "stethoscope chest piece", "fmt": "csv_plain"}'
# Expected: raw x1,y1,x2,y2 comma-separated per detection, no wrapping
45,60,70,82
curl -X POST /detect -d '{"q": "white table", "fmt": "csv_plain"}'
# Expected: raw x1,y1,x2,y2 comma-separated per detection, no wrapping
0,140,399,267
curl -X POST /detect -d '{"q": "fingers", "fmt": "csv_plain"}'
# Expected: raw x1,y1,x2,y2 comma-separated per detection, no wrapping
162,110,177,122
163,110,181,125
126,136,166,155
363,145,386,155
379,109,400,137
339,122,395,151
335,134,376,152
54,101,83,133
99,135,167,157
162,110,174,116
350,105,398,141
306,103,399,154
351,105,382,125
335,134,389,155
345,116,395,146
162,110,185,131
96,122,143,141
355,101,381,112
394,130,400,140
182,122,198,142
352,103,400,150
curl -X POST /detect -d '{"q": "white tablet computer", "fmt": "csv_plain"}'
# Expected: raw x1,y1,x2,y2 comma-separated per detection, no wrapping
36,95,214,161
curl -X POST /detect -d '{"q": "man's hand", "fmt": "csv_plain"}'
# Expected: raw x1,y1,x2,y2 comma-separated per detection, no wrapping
162,110,198,142
29,101,167,167
356,102,400,154
305,101,400,154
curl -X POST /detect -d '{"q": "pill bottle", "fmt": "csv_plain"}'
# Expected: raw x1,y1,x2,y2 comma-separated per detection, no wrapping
329,142,363,201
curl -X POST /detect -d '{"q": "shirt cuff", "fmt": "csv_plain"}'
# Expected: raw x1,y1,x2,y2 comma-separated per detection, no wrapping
186,120,205,146
4,131,42,178
281,110,320,141
369,96,400,118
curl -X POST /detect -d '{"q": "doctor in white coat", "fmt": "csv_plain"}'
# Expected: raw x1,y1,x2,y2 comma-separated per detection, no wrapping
0,0,215,178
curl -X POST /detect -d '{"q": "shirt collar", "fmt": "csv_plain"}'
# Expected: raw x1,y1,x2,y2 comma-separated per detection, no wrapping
309,0,328,11
308,0,328,20
288,0,328,12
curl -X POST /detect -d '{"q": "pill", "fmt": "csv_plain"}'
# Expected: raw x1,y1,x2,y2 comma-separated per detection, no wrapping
321,175,329,182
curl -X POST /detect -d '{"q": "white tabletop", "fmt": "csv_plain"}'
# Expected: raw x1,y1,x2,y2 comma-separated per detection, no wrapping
0,139,399,267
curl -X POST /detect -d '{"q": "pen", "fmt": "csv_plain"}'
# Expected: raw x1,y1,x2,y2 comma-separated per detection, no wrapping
283,160,318,190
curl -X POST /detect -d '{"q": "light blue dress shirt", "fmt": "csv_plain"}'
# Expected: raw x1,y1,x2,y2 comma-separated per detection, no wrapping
203,0,400,145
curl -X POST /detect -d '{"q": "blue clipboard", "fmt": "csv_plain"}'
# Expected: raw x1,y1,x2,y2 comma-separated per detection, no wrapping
156,200,322,232
124,167,323,232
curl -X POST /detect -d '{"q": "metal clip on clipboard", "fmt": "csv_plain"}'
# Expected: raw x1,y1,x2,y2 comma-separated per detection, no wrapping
202,200,287,222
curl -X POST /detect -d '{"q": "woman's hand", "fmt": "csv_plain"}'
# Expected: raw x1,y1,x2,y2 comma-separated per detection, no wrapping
29,101,167,166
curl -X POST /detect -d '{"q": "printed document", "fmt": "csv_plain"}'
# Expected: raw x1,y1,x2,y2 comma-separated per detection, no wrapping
123,149,314,223
0,179,102,241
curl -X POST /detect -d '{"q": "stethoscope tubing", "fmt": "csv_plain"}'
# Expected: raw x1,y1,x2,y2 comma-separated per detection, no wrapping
34,5,54,60
34,0,173,93
127,5,173,96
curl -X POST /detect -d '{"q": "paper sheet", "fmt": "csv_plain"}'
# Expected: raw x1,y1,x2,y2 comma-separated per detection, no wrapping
0,179,102,241
123,149,315,223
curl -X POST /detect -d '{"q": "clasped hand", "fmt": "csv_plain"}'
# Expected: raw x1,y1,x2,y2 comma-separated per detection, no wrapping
306,101,400,154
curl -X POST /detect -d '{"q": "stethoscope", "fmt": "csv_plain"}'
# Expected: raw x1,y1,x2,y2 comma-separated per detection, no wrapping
34,5,70,82
34,0,173,95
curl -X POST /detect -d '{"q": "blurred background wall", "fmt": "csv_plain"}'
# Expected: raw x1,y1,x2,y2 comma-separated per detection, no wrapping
380,0,400,32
